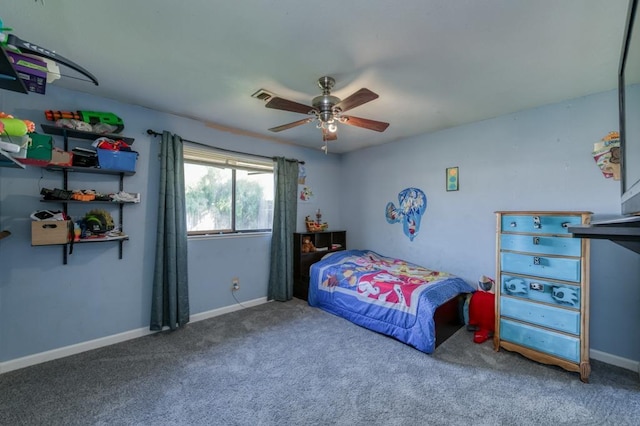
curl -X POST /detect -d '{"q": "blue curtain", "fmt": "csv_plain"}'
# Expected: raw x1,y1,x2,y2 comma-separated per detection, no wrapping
150,131,190,330
268,157,299,301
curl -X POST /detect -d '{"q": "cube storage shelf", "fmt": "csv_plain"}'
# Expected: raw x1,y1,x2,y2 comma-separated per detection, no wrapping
38,125,137,264
293,230,346,300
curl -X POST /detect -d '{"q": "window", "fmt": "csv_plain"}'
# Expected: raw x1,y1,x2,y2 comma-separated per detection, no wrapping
183,143,274,235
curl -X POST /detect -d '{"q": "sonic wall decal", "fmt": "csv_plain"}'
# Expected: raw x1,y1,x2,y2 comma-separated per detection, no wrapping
385,188,427,241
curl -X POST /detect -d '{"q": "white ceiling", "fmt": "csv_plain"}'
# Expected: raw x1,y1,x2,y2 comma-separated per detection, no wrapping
1,0,631,153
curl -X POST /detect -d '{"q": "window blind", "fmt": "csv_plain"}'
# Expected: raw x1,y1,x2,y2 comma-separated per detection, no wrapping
183,142,274,173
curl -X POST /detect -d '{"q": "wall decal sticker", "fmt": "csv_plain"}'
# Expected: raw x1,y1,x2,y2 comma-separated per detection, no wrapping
298,165,307,184
385,187,427,241
299,186,314,202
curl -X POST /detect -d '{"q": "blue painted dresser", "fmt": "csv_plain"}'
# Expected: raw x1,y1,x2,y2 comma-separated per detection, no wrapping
494,211,592,382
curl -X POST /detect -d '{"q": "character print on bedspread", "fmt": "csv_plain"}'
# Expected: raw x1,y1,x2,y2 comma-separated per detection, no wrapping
357,272,421,307
320,252,451,310
324,263,359,288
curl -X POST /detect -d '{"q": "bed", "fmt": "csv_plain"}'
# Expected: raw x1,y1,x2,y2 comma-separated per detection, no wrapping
308,249,475,353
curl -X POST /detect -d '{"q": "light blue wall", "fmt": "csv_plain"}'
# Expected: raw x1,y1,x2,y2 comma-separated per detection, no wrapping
1,85,638,365
0,86,343,362
340,90,640,362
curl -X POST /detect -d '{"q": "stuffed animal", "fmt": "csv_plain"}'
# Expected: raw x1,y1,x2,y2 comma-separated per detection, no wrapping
301,236,316,253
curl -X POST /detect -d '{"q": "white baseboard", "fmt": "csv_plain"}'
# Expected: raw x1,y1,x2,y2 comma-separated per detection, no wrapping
0,297,268,375
3,297,635,378
590,348,640,375
190,297,268,323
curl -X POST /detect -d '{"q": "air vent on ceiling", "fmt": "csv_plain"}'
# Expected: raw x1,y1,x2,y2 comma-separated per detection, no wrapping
251,89,274,102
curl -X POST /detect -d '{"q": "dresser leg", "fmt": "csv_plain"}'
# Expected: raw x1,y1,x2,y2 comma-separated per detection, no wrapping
580,361,591,383
493,336,500,351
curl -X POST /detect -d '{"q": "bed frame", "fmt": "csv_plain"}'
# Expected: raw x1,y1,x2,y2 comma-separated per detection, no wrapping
434,294,466,347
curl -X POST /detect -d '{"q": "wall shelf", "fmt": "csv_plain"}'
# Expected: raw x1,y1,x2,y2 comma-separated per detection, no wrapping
75,234,129,244
40,199,136,205
40,125,137,264
45,164,135,176
0,148,26,169
40,124,135,145
0,47,28,94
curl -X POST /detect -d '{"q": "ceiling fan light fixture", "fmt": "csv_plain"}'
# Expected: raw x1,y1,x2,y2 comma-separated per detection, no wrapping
262,76,389,142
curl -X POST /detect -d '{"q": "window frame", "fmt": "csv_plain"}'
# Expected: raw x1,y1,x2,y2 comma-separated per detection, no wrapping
183,143,274,236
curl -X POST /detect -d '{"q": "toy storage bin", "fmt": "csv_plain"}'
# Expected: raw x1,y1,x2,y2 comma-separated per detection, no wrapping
97,149,138,172
31,220,72,245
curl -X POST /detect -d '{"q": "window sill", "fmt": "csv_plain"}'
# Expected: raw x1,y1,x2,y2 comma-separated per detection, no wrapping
188,231,271,241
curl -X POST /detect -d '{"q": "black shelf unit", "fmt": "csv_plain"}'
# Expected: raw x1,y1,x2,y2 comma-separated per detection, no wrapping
293,230,346,300
40,125,136,264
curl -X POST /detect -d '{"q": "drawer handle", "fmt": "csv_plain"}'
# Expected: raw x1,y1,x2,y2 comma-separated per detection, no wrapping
529,282,544,292
561,222,570,228
533,237,540,245
533,256,541,265
533,216,541,229
510,221,517,227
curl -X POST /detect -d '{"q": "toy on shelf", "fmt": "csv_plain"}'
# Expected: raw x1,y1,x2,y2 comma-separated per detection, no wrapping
0,112,35,155
301,236,316,253
0,112,35,136
305,215,328,232
45,110,124,133
4,32,98,86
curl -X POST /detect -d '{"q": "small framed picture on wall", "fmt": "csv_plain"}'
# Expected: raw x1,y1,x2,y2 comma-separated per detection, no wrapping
446,167,459,191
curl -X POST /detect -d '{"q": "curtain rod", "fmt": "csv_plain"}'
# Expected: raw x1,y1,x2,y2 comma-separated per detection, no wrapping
146,129,304,164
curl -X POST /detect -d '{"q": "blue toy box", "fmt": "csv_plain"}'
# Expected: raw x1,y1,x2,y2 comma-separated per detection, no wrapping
97,149,138,172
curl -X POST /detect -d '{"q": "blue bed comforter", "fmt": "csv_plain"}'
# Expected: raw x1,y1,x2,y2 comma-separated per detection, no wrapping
308,249,475,353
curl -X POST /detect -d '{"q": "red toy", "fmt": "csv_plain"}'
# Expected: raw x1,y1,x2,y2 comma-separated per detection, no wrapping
468,291,495,343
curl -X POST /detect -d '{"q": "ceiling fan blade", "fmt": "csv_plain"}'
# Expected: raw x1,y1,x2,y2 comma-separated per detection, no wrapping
341,115,389,132
265,97,316,115
322,128,338,141
268,117,314,132
334,88,379,113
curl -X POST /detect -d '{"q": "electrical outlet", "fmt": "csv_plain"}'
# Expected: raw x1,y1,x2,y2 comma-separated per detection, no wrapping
232,277,240,291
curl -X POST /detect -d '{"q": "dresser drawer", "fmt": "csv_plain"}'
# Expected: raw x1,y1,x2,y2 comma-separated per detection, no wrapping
500,296,580,334
500,318,580,363
501,252,581,282
501,275,581,308
500,234,581,257
501,215,582,235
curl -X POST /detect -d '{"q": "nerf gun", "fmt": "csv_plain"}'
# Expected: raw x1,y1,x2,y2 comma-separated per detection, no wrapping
45,110,124,132
5,34,98,86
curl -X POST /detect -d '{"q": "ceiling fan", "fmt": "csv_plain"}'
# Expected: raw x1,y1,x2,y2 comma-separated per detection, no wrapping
264,76,389,148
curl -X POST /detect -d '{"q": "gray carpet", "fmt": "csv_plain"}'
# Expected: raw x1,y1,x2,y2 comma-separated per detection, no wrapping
1,299,638,425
